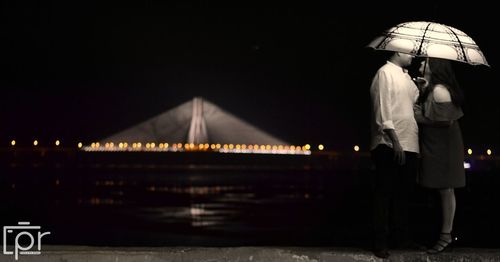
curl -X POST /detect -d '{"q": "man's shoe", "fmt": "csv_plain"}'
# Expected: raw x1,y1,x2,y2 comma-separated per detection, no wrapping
373,248,390,259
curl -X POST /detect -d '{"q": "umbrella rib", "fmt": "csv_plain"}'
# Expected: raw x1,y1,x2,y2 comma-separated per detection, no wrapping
448,27,469,63
376,23,404,49
416,22,432,56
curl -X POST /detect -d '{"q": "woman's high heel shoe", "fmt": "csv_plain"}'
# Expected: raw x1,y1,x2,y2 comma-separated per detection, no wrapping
427,232,453,254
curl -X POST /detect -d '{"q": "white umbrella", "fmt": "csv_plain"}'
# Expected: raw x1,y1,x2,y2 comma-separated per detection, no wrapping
367,21,489,67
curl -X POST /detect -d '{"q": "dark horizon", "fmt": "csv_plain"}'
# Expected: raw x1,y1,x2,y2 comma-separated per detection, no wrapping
2,2,499,152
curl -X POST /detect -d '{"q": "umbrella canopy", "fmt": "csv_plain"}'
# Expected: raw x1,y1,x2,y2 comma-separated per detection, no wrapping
367,21,489,67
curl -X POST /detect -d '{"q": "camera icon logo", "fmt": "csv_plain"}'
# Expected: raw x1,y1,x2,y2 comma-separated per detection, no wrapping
2,222,51,260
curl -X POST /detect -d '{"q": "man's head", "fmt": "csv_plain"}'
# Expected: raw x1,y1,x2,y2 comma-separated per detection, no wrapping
391,52,414,67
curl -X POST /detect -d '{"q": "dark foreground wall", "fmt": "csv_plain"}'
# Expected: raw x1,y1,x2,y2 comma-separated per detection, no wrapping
2,246,500,262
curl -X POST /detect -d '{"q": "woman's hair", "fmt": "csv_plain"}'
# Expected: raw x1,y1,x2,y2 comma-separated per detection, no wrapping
418,58,464,106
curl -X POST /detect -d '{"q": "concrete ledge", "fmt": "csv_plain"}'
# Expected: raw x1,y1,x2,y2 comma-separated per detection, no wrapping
1,246,500,262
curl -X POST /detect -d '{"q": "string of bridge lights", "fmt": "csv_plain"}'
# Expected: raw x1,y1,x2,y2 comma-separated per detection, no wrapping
5,139,495,157
7,139,313,155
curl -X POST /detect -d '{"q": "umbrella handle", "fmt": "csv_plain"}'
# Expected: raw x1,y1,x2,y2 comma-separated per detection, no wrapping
413,77,429,90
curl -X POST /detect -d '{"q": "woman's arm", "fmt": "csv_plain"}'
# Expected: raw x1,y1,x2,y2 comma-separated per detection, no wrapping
414,104,453,127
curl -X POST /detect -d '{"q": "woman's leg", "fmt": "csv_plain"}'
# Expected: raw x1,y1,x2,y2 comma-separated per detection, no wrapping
427,188,455,253
439,188,456,234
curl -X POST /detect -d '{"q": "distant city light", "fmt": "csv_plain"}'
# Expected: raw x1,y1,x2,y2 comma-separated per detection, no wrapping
55,140,60,146
33,140,38,146
354,145,360,152
78,142,83,148
318,144,324,151
304,144,311,150
464,162,471,169
487,149,492,156
467,149,473,155
11,140,15,146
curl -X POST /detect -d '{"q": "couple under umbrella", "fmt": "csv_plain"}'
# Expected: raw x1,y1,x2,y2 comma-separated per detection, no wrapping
366,21,488,258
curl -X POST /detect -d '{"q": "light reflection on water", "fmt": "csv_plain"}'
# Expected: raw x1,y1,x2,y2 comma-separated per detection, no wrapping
109,182,322,229
144,185,252,195
78,171,333,238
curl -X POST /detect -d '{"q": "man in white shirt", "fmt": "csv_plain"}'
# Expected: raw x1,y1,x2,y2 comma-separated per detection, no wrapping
369,52,420,258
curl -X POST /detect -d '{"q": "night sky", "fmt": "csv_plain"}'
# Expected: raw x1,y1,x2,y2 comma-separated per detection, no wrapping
1,2,498,151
